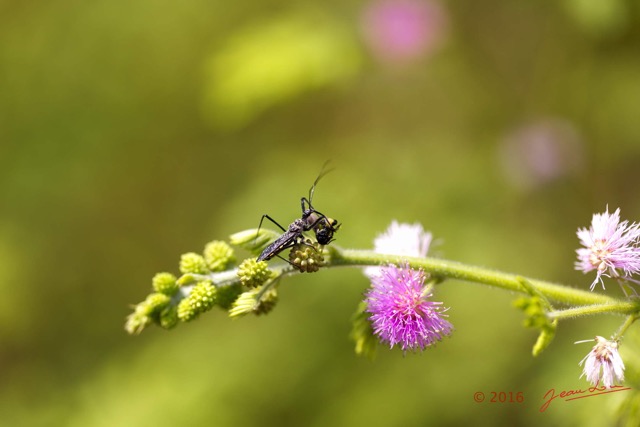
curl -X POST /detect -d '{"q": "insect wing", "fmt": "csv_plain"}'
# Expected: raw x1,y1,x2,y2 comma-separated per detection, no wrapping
257,232,297,261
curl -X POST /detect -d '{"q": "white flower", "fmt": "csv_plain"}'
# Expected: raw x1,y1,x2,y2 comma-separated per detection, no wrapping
575,207,640,290
364,221,433,279
578,336,625,388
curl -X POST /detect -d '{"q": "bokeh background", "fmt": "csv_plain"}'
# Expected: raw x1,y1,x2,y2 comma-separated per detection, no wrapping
2,0,640,425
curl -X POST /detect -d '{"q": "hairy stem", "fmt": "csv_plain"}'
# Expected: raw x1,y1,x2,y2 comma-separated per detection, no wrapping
330,247,638,310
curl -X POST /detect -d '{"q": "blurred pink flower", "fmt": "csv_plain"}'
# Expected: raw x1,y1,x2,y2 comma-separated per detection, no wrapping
361,0,448,64
499,119,584,189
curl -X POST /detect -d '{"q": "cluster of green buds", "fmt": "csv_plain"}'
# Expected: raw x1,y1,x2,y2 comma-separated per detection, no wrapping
289,239,325,273
125,229,331,334
513,278,558,356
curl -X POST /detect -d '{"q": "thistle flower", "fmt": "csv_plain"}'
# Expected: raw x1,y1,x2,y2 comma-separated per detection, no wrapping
578,336,625,388
364,220,432,279
365,264,452,351
575,207,640,290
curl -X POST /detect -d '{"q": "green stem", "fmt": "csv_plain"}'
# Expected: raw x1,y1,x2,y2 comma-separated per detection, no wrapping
329,247,638,309
615,314,640,340
548,303,639,321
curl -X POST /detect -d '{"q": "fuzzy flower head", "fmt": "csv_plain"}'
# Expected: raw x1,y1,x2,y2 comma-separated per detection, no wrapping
365,221,433,279
578,336,625,388
361,0,448,65
365,263,452,351
575,207,640,290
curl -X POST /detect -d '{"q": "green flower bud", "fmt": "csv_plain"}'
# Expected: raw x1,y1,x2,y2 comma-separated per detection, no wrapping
179,252,209,274
177,297,197,322
177,273,196,287
532,320,557,357
216,283,244,310
289,239,324,273
514,296,548,329
125,294,170,334
253,287,278,315
143,293,172,317
204,240,235,271
189,281,217,312
125,310,152,335
159,305,179,330
152,272,179,296
237,258,272,288
229,228,281,255
350,301,377,360
229,286,278,318
514,296,557,356
177,281,217,322
228,289,259,318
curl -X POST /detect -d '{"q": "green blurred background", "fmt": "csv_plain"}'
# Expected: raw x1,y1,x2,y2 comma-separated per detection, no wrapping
2,0,640,425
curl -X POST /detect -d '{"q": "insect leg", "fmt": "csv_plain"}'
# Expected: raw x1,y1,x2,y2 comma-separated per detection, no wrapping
254,214,289,248
257,214,288,233
301,197,311,214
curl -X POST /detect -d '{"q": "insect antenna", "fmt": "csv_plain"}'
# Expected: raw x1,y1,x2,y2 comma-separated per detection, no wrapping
308,160,334,206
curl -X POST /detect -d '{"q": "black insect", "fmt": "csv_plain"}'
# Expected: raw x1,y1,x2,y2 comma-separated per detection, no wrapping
256,166,340,263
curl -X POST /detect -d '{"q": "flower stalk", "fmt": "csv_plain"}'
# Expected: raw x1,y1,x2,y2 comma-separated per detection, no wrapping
615,314,640,340
548,303,639,321
330,247,626,307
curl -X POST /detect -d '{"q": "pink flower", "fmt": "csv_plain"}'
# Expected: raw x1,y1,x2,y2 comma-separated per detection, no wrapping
575,207,640,290
578,336,625,388
365,263,452,351
499,118,583,189
361,0,447,65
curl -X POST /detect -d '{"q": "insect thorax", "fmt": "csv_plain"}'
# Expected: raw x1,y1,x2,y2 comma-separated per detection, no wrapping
288,218,306,233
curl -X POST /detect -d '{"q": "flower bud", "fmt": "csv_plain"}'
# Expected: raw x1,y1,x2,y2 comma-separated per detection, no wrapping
237,258,272,288
143,293,172,316
204,240,235,271
177,274,196,287
253,287,278,315
229,286,278,317
350,302,378,360
177,297,197,322
125,310,151,335
229,228,281,255
179,252,209,274
159,305,179,329
289,239,324,273
152,272,179,296
177,281,217,322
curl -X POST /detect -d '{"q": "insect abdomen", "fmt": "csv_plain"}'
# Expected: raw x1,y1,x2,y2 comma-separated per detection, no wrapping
257,233,295,261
